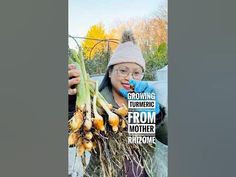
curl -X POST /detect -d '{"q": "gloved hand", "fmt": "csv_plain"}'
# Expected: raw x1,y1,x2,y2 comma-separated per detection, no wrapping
119,79,160,114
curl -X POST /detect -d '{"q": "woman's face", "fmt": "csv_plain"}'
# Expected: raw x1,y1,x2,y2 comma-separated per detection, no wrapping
109,62,143,93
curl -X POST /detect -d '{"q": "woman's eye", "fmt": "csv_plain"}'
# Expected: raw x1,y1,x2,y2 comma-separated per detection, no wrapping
120,69,127,73
134,72,141,75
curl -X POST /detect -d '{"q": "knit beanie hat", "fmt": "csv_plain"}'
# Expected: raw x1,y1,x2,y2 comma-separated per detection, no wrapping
107,30,146,71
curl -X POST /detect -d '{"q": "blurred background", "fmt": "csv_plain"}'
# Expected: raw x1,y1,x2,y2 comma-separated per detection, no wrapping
69,0,168,81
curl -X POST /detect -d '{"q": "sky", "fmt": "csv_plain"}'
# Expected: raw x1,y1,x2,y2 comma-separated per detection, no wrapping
69,0,167,38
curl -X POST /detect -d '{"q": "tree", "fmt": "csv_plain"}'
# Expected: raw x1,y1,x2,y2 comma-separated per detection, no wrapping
82,23,106,59
109,15,167,53
105,29,119,53
143,42,168,80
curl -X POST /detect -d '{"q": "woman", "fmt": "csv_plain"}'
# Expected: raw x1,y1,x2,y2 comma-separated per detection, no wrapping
68,31,168,177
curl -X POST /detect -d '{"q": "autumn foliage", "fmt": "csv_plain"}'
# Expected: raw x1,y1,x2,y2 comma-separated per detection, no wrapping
80,11,168,80
81,23,107,59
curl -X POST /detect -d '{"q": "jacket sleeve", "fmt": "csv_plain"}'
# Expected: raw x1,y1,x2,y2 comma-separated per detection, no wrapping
155,105,168,145
68,95,76,119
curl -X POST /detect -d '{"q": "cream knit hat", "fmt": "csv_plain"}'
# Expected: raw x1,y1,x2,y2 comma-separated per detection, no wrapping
107,30,146,71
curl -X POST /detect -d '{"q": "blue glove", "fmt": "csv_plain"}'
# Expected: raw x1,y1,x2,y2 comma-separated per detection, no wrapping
119,79,160,114
119,80,154,98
